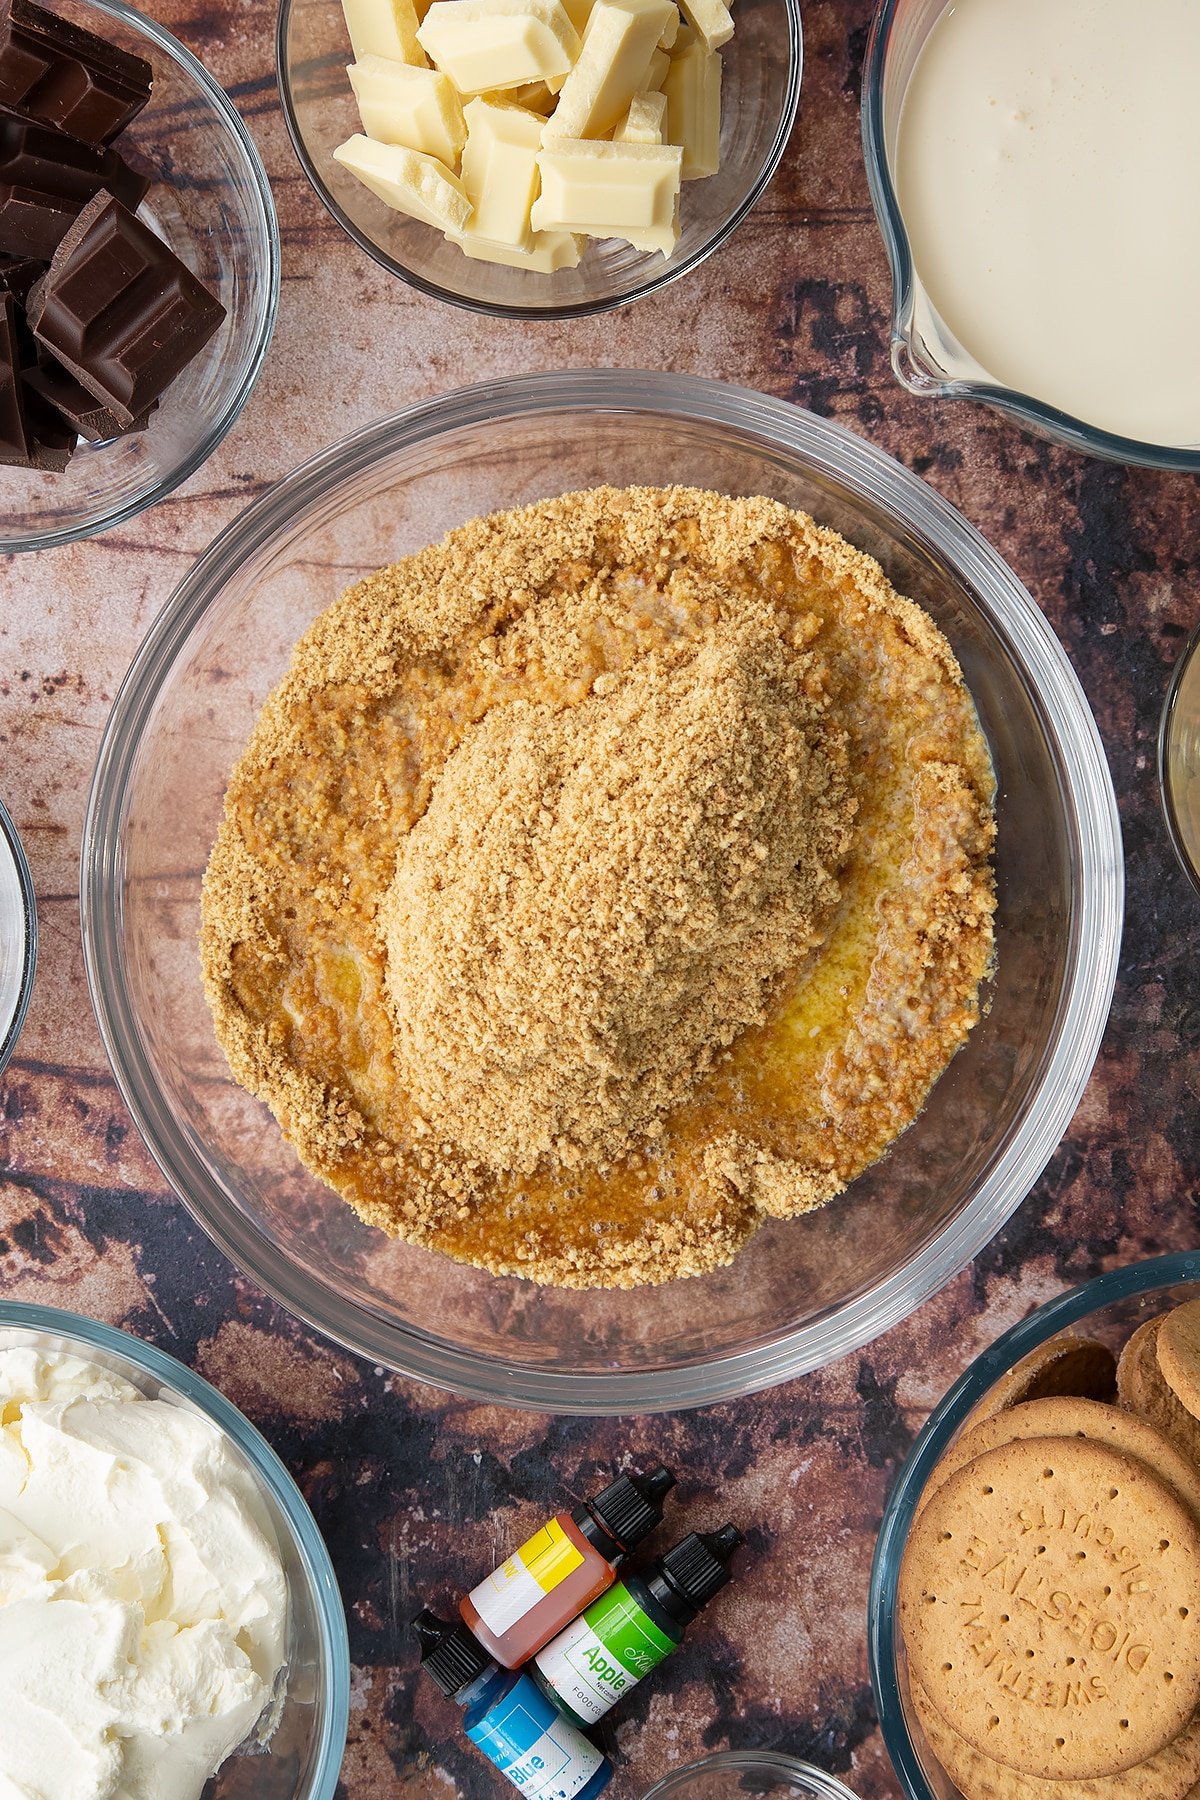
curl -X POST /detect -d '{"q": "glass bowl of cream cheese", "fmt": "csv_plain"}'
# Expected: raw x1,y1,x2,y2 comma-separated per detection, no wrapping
863,0,1200,469
0,1303,349,1800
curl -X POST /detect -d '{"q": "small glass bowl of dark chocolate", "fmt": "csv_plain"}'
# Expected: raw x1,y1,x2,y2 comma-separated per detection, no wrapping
0,0,279,552
275,0,801,319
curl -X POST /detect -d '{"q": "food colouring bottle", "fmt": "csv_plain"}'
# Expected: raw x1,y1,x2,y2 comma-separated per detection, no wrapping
413,1608,612,1800
459,1465,676,1667
531,1524,744,1726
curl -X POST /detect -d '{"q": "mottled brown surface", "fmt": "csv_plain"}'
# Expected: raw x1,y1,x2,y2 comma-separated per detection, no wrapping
1,3,1198,1797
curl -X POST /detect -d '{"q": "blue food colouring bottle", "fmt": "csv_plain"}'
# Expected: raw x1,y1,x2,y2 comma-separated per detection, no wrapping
414,1608,613,1800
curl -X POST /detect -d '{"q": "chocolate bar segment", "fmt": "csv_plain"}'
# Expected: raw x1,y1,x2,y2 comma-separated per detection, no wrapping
21,364,72,465
0,245,39,302
0,285,31,460
0,105,148,257
27,189,225,426
0,0,152,145
24,351,151,439
0,248,41,362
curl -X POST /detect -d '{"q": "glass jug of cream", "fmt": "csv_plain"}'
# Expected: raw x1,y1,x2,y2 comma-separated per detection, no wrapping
864,0,1200,461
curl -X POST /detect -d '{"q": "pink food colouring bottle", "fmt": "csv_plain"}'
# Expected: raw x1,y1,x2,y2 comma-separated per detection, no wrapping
459,1465,676,1668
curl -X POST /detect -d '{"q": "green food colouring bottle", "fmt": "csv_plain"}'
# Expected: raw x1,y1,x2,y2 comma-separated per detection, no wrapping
530,1524,744,1727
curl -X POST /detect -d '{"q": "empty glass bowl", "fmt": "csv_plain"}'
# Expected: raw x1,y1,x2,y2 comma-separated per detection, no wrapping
0,796,36,1078
82,370,1122,1414
869,1252,1200,1799
1159,624,1200,895
0,1301,349,1800
642,1752,860,1798
0,0,279,553
861,0,1200,470
275,0,801,317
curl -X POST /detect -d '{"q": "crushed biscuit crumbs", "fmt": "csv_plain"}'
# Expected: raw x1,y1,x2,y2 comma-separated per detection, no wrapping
200,486,996,1289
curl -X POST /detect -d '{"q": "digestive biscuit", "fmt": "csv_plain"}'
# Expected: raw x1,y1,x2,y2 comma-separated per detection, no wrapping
899,1436,1200,1779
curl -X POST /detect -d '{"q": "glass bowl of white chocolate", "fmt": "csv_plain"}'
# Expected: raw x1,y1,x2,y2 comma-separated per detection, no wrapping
275,0,802,315
0,1302,350,1800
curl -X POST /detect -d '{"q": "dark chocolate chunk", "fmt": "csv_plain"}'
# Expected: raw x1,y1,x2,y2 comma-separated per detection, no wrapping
21,366,72,466
27,189,224,426
0,105,148,257
0,285,31,461
0,245,40,302
0,0,152,145
24,351,152,440
0,248,41,362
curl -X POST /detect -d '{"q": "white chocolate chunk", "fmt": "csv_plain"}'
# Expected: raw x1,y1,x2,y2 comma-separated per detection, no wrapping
658,4,680,45
417,0,580,92
341,0,427,63
533,136,682,249
664,35,721,177
676,0,731,49
643,46,670,89
448,226,584,269
546,0,676,139
333,134,472,230
503,79,559,111
347,56,467,163
614,202,679,255
461,98,543,247
614,89,666,142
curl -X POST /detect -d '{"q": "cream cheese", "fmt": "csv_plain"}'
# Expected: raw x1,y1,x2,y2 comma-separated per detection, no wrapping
0,1346,288,1800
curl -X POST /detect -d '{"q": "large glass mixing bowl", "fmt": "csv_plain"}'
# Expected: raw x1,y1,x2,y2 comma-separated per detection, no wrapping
82,371,1123,1413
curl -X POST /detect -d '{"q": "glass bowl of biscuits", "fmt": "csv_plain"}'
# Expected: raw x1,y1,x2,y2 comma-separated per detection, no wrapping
82,370,1122,1414
275,0,801,317
870,1251,1200,1799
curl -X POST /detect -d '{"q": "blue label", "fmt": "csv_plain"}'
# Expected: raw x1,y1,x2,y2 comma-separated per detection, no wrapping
467,1672,606,1798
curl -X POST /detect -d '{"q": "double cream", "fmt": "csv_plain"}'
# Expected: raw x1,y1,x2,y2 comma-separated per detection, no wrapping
0,1344,288,1800
895,0,1200,446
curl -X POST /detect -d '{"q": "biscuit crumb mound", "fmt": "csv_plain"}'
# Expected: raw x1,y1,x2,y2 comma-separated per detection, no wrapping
200,484,996,1289
382,608,854,1178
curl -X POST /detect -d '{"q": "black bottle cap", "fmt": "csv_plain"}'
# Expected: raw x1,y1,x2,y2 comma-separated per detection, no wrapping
413,1608,493,1700
652,1524,744,1626
587,1464,676,1555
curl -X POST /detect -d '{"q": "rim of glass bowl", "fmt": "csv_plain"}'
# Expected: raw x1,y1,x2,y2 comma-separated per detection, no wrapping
81,369,1123,1414
2,0,281,555
0,795,37,1078
0,1299,351,1800
860,0,1200,472
274,0,802,321
867,1250,1200,1800
1158,622,1200,900
641,1750,862,1797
